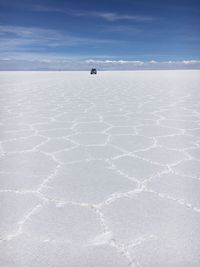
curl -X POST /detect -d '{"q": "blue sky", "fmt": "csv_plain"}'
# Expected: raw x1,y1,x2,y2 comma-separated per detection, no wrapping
0,0,200,70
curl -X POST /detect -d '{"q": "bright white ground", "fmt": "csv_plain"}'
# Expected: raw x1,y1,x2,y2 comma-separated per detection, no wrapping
0,70,200,267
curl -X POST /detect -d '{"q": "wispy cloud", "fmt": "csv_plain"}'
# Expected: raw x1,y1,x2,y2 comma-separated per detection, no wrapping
1,57,200,71
83,59,200,70
32,4,154,22
103,25,140,33
89,12,154,22
182,60,200,64
85,59,144,65
86,59,200,65
0,25,115,53
32,4,64,13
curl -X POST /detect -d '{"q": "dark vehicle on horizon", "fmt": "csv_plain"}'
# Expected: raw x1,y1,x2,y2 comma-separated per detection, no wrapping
90,68,97,74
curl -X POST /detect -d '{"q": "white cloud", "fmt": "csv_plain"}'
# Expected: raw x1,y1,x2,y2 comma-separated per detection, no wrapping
31,5,154,22
2,2,154,22
182,60,200,65
1,57,200,71
164,60,177,64
1,58,11,61
83,59,200,70
88,12,154,22
0,25,115,52
32,4,64,13
85,59,144,65
149,60,157,64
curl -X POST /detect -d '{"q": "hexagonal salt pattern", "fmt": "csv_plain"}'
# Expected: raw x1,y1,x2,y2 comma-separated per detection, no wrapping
23,202,104,243
113,155,166,181
109,134,154,152
0,151,57,176
103,192,200,267
0,234,130,267
0,70,200,267
134,146,188,165
146,172,200,209
0,192,41,240
42,160,137,204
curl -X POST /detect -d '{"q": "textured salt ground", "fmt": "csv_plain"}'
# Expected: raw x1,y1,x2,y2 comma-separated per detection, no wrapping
0,70,200,267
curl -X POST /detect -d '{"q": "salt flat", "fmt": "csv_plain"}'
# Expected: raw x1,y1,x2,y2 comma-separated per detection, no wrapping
0,70,200,267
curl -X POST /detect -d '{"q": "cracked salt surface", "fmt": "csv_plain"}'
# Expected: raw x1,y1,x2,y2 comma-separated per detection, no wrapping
0,70,200,266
